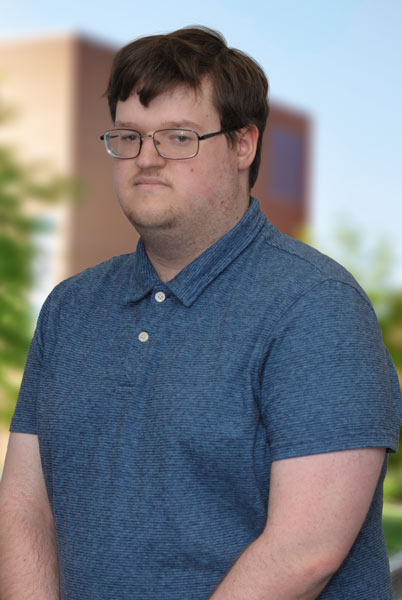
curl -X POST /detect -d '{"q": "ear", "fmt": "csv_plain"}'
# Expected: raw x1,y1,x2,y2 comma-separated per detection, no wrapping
236,124,259,172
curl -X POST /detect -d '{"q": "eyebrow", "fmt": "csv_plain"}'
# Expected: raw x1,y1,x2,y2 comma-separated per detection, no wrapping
114,120,202,131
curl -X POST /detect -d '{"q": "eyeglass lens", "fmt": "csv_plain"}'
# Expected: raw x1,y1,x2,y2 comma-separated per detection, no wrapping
106,129,199,159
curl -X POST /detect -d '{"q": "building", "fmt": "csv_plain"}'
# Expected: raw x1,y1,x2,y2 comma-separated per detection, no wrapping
0,33,310,297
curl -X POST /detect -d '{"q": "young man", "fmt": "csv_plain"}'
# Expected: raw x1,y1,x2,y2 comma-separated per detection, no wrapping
0,26,401,600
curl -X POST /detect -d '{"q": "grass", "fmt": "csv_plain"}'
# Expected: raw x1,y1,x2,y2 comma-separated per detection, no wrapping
383,503,402,556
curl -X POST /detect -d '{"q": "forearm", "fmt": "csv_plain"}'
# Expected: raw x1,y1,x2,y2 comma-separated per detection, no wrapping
0,505,59,600
209,533,334,600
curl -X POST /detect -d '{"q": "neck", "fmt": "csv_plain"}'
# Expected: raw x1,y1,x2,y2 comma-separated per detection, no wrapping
141,198,250,282
142,229,220,282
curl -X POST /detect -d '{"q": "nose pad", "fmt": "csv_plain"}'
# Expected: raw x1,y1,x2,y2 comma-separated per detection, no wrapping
136,135,165,165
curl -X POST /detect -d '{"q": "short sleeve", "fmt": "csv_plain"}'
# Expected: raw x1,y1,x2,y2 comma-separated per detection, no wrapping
10,295,51,434
260,279,402,461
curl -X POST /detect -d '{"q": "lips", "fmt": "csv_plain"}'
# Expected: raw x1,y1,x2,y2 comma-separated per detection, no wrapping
134,177,168,186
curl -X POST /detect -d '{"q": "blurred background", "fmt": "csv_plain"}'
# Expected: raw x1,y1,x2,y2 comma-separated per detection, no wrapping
1,0,402,570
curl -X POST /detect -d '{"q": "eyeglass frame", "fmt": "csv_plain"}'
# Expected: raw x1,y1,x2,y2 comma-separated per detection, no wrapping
99,127,237,160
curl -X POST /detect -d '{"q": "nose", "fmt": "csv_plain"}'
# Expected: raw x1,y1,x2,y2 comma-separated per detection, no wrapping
135,134,166,169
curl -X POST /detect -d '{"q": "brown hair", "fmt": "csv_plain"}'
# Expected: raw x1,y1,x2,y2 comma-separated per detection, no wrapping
106,26,269,188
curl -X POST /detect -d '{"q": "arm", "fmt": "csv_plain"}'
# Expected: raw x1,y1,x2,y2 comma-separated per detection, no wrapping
0,432,59,599
210,447,385,600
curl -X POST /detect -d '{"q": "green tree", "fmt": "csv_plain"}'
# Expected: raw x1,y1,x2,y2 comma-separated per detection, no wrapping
0,102,75,423
380,290,402,501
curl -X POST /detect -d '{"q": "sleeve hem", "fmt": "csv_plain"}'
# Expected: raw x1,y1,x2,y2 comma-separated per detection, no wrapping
270,438,399,462
9,424,38,435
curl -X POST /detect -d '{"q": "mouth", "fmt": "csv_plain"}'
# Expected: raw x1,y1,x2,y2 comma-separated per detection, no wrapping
134,177,169,187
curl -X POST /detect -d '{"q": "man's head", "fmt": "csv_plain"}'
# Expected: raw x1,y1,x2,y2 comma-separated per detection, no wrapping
106,26,269,189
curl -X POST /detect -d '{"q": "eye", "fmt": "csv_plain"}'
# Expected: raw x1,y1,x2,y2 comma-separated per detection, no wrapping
167,131,193,144
175,134,191,143
121,133,140,142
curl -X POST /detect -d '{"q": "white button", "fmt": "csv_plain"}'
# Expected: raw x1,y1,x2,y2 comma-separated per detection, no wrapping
138,331,149,343
155,291,166,303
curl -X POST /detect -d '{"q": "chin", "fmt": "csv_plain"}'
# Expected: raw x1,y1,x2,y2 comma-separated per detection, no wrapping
122,205,178,234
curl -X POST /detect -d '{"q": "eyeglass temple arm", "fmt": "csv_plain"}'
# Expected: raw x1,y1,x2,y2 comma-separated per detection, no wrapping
100,134,121,140
198,128,237,141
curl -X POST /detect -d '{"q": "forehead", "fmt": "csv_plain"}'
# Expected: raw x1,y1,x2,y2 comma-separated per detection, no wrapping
115,79,220,129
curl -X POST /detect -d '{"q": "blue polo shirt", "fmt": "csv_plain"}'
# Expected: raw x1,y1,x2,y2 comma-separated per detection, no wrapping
11,198,402,599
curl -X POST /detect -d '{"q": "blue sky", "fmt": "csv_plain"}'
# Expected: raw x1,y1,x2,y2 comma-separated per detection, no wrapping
1,0,402,286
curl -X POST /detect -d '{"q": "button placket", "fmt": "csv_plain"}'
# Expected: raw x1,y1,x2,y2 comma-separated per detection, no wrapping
138,291,167,345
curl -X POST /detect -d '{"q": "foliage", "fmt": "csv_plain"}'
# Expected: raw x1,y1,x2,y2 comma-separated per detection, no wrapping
0,106,75,423
379,292,402,371
383,503,402,556
381,290,402,485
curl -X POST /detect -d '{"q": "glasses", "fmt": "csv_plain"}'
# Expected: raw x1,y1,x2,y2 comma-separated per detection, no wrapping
100,127,235,160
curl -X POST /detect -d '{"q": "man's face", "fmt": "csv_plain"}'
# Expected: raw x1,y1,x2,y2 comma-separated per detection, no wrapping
112,78,251,243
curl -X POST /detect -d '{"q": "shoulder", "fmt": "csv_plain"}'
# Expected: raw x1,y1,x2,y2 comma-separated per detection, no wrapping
48,252,135,307
35,253,136,342
54,251,135,292
251,218,372,309
261,220,366,291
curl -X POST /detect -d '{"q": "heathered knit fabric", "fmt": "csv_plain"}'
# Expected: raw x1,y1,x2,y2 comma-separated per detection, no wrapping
11,198,402,599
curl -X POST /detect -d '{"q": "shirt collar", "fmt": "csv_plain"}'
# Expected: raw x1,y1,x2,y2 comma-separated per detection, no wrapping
125,197,266,307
